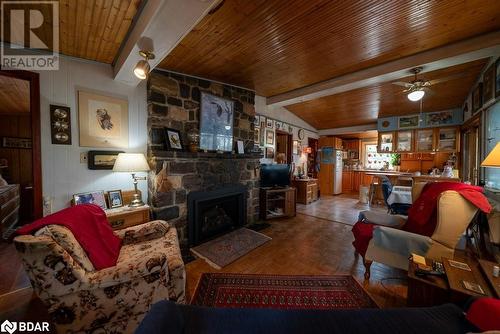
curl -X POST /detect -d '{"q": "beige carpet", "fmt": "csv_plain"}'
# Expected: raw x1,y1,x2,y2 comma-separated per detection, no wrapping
190,228,271,269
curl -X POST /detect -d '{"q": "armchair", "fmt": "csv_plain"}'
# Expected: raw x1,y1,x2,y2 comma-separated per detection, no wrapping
13,220,185,334
358,183,479,279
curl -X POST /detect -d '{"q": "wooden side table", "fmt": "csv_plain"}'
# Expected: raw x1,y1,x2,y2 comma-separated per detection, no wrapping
292,179,318,204
105,205,150,230
407,259,449,307
442,257,494,301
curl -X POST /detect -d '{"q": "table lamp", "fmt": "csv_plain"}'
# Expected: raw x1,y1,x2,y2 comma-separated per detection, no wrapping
481,142,500,168
113,153,150,207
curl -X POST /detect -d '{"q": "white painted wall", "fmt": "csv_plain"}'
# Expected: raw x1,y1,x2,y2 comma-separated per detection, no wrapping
254,95,319,170
37,57,148,212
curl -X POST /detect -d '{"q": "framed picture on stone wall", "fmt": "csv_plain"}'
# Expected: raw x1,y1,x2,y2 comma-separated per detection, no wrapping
266,129,274,146
200,92,234,152
266,118,273,128
164,128,184,150
78,90,129,148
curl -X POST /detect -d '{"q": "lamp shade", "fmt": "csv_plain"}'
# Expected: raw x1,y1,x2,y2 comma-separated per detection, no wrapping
481,142,500,168
113,153,150,172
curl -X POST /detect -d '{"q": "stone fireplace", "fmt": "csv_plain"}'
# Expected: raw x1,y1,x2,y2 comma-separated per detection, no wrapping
187,184,246,247
147,70,261,255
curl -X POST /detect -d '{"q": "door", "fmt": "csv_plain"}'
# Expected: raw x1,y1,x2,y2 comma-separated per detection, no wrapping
276,130,292,163
307,137,318,178
462,123,480,184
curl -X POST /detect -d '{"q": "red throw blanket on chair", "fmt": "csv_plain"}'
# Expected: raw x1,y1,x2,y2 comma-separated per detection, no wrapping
352,182,492,257
17,204,122,270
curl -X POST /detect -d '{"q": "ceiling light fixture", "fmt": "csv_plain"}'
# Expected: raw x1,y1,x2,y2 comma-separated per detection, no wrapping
133,50,155,80
407,88,425,102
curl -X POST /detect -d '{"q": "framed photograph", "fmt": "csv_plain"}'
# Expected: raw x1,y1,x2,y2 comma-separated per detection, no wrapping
266,118,273,128
164,128,183,150
483,63,495,104
200,92,234,152
73,191,107,210
293,140,299,155
50,105,71,145
265,129,274,146
254,115,260,126
259,128,265,146
274,120,282,130
398,115,419,129
425,111,453,126
107,190,123,209
496,58,500,98
288,124,293,134
265,147,275,159
88,150,124,170
472,83,483,114
2,137,31,149
78,90,129,148
236,140,245,154
462,280,485,295
260,116,266,128
254,128,260,144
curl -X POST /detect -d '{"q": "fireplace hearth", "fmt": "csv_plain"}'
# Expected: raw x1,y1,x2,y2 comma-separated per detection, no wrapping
188,185,247,247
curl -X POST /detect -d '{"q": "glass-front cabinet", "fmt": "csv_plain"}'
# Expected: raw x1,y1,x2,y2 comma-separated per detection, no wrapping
396,130,414,152
378,132,394,152
416,129,434,152
437,127,458,152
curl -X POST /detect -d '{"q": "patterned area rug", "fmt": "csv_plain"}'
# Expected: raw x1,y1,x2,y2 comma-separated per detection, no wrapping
191,273,378,309
190,228,271,269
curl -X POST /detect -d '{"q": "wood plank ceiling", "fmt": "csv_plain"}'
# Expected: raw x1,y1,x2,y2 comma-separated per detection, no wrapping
0,75,30,115
286,59,488,129
0,0,142,64
159,0,500,98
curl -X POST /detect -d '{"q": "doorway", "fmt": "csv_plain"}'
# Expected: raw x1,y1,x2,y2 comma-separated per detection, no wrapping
307,137,319,178
461,115,480,185
0,70,42,239
275,130,292,164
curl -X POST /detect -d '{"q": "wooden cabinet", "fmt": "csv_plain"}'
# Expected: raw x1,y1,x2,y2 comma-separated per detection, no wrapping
342,171,352,193
436,127,459,152
396,130,414,152
106,205,150,230
353,171,361,191
378,132,395,153
292,179,318,204
259,187,296,220
381,127,460,154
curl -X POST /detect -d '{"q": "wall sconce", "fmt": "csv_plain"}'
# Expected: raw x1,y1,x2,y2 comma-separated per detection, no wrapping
133,50,155,80
304,147,312,154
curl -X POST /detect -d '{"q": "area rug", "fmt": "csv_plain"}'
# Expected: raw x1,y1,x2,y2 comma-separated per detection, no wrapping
190,228,271,269
191,273,378,309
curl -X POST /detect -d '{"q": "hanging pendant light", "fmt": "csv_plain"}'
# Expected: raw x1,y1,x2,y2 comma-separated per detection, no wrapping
133,50,155,80
407,88,425,102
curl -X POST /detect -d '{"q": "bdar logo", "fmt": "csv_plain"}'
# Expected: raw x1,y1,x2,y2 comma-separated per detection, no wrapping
0,320,17,334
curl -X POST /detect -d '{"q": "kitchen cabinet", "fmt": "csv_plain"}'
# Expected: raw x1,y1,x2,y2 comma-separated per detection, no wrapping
436,127,459,152
292,179,318,204
416,129,434,152
342,171,353,192
396,130,414,152
353,172,361,191
378,132,395,153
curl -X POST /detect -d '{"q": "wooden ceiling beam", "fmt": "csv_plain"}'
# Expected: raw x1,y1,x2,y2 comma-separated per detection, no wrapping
113,0,219,86
267,31,500,107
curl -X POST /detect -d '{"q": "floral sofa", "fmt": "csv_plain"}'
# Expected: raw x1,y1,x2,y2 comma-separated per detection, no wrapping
14,220,185,333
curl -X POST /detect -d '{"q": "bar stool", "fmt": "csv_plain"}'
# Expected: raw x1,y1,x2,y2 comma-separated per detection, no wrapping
368,175,381,207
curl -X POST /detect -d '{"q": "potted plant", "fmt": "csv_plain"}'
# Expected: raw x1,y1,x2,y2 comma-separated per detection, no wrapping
390,153,401,171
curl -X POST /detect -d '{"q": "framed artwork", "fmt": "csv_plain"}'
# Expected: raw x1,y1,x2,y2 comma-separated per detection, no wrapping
50,105,71,145
2,137,31,149
274,120,282,130
398,115,419,129
483,63,495,104
292,140,299,155
164,128,183,150
107,190,123,209
265,129,274,146
254,115,260,126
88,150,124,170
472,83,483,114
496,58,500,98
266,118,273,128
260,116,266,128
265,147,275,159
288,124,293,134
236,140,245,154
259,128,265,146
254,128,260,144
78,90,129,148
200,92,234,152
425,110,453,126
73,191,107,210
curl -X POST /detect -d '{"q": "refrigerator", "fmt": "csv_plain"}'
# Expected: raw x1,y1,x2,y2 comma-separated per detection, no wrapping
320,147,343,195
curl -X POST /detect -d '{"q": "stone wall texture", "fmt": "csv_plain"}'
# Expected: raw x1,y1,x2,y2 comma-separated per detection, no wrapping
146,70,260,253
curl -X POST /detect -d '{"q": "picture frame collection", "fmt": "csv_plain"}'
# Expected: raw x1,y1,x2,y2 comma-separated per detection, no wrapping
73,189,124,210
254,114,305,158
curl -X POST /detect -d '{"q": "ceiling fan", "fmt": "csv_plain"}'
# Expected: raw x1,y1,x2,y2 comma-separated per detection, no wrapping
392,67,463,102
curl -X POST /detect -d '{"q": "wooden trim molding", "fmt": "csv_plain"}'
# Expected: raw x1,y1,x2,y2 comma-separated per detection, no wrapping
0,70,42,219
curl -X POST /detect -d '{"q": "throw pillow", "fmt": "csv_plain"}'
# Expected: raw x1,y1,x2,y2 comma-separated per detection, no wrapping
466,297,500,331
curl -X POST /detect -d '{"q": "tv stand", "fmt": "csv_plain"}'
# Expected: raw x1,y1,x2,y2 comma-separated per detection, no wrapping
259,187,296,220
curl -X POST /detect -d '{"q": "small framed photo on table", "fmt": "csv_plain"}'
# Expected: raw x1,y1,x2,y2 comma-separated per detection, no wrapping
107,190,123,208
73,191,107,210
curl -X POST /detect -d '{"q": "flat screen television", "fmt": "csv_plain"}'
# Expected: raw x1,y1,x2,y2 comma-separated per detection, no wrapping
260,164,290,188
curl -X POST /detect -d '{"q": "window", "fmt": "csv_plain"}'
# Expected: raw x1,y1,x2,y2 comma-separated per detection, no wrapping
364,144,390,169
484,103,500,189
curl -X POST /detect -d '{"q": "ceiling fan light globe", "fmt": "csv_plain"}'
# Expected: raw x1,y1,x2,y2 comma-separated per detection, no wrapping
133,60,150,80
407,89,425,102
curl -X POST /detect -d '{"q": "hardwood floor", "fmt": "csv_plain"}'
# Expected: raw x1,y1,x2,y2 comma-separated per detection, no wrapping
0,197,408,327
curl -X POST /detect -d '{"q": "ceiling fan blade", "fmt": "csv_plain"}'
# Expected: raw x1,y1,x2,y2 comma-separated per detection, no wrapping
392,81,413,87
428,73,466,86
423,87,434,96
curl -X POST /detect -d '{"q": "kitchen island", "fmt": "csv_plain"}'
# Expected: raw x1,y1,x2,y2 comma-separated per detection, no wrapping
341,169,412,193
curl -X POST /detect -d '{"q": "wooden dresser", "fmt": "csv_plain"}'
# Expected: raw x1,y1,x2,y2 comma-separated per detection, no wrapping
292,179,318,204
105,205,150,230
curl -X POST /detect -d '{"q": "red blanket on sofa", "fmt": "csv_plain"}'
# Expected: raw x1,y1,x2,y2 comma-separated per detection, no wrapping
352,182,492,257
17,204,121,270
